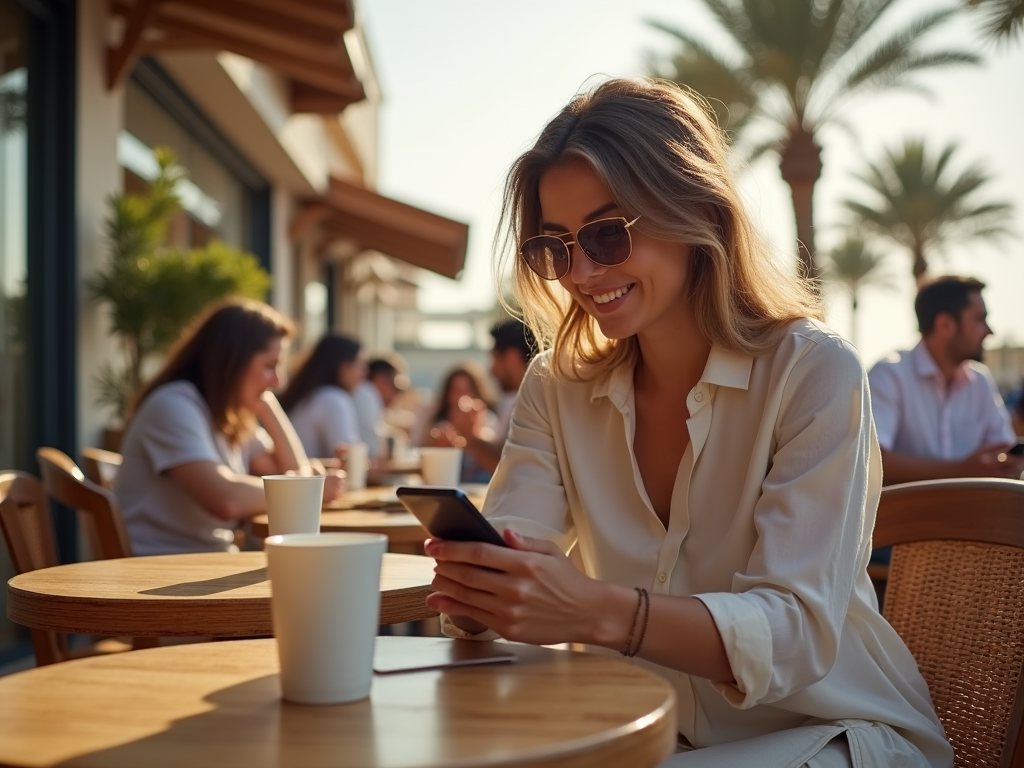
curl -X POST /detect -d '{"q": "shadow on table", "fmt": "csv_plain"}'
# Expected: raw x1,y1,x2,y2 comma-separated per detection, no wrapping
138,568,269,597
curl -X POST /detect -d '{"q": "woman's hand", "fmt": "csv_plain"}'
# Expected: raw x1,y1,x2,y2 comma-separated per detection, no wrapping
425,529,611,646
322,469,346,502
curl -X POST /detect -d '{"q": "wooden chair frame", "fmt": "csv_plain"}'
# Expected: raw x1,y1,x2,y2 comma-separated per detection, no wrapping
0,471,69,665
36,447,132,562
80,447,123,491
874,478,1024,768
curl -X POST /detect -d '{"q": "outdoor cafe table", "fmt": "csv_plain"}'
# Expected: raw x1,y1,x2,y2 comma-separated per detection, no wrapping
6,552,436,638
0,636,677,768
249,485,489,555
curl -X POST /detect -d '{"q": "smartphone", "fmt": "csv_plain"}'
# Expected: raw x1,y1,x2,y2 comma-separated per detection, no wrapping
395,486,509,547
1009,440,1024,456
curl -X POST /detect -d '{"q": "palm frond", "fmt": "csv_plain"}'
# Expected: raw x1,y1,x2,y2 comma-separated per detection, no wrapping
966,0,1024,40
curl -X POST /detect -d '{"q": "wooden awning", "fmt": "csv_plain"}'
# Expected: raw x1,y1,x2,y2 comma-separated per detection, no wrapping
108,0,364,113
291,178,469,280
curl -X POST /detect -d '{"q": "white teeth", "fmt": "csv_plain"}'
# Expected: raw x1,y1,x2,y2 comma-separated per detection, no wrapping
592,284,633,305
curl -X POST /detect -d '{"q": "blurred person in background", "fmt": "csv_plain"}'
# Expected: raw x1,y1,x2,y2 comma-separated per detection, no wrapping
353,354,409,458
115,299,344,555
868,276,1023,484
417,361,498,483
280,333,367,460
447,319,536,474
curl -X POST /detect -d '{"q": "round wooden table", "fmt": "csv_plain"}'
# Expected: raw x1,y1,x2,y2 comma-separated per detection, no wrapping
6,552,436,637
0,637,677,768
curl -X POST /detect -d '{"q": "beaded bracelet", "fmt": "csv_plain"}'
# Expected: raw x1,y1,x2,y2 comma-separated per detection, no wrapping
621,587,651,658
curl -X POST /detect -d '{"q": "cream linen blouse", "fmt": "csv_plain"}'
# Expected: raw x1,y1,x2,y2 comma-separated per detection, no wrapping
458,319,951,768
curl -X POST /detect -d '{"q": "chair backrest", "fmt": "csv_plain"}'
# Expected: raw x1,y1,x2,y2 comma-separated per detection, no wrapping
81,447,123,490
873,478,1024,768
0,471,71,665
36,447,132,560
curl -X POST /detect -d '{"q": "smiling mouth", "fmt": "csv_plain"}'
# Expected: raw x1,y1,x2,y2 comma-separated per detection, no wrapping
591,284,635,305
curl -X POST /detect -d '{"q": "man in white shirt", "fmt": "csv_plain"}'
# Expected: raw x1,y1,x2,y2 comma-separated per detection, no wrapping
353,355,408,458
868,275,1023,484
448,319,536,474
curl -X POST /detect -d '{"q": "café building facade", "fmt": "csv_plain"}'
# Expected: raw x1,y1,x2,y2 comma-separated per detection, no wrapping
0,0,469,660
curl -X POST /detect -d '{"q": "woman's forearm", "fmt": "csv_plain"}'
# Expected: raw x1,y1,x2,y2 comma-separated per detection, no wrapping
589,582,734,683
257,392,310,473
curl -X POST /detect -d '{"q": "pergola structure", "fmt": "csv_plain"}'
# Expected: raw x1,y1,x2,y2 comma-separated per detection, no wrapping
107,0,364,113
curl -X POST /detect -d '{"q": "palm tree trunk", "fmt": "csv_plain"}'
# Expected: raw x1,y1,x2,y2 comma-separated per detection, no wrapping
779,128,823,282
912,244,929,287
850,292,859,348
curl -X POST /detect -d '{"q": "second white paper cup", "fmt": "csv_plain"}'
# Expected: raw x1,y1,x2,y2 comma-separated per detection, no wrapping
266,532,387,705
345,441,369,492
263,475,324,536
419,446,463,486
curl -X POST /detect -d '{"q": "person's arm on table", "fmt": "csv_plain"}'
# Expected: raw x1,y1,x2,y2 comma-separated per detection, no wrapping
251,391,310,474
880,444,1024,483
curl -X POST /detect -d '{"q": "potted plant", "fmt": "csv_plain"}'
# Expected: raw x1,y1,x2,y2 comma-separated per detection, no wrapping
89,147,271,447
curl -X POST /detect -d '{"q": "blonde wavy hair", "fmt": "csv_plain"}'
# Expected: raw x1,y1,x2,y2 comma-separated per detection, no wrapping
497,77,823,380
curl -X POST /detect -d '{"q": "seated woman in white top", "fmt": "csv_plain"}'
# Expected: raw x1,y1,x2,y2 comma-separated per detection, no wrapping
424,79,951,767
280,333,366,459
115,299,345,555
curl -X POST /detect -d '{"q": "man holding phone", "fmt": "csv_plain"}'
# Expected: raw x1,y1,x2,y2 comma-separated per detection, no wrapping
868,275,1024,483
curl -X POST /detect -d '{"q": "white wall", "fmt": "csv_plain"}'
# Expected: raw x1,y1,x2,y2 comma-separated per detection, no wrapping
76,0,124,448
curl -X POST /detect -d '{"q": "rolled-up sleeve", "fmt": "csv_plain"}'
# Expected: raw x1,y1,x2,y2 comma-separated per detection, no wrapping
695,336,877,708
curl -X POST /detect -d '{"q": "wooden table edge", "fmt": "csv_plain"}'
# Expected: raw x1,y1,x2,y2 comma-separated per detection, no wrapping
6,583,436,636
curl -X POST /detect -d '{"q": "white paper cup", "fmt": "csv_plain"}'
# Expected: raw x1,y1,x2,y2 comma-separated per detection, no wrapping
345,442,369,492
262,475,324,536
265,532,387,704
419,446,463,486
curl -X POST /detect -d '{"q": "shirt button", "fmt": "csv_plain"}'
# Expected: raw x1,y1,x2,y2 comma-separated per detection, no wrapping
694,392,704,402
658,572,667,583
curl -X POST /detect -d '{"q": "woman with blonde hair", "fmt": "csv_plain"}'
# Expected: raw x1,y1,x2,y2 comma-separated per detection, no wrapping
425,79,950,767
115,298,343,555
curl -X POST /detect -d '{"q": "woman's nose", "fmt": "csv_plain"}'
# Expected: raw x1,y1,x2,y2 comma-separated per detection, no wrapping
567,244,604,283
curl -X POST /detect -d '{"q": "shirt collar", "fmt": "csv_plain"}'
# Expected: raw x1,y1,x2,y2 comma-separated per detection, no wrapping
912,340,975,384
590,345,753,408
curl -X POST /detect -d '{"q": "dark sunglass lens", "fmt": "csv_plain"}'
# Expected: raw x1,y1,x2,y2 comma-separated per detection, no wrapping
521,237,569,279
577,220,630,266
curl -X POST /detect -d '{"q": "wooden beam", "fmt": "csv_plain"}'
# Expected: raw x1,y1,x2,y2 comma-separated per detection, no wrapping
291,81,364,114
107,0,159,90
209,0,353,33
288,203,335,243
164,0,344,49
143,15,363,98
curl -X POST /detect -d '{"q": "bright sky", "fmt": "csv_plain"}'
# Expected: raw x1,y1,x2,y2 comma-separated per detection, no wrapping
361,0,1024,370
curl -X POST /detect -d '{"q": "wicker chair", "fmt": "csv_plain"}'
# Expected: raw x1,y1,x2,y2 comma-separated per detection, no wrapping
874,478,1024,768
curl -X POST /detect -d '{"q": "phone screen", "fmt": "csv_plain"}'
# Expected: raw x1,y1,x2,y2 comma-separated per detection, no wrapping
396,487,508,547
1009,440,1024,456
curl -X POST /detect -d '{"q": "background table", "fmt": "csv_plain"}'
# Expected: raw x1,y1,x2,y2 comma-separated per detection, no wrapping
6,552,436,638
251,485,489,555
0,637,677,768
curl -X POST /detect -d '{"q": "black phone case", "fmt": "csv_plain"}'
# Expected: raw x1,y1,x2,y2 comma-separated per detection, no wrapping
396,487,509,547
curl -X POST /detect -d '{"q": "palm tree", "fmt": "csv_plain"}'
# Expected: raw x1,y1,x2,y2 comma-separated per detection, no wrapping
843,138,1014,285
965,0,1024,40
824,236,893,347
647,0,980,279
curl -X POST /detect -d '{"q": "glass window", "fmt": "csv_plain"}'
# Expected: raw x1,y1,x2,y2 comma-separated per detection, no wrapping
121,80,248,249
0,0,29,653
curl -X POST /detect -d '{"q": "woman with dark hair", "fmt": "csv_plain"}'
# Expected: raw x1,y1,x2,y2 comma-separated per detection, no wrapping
279,333,366,459
418,361,498,483
425,79,950,766
115,298,344,555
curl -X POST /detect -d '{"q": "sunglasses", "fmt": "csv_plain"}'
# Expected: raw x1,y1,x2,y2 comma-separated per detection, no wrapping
519,215,641,280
